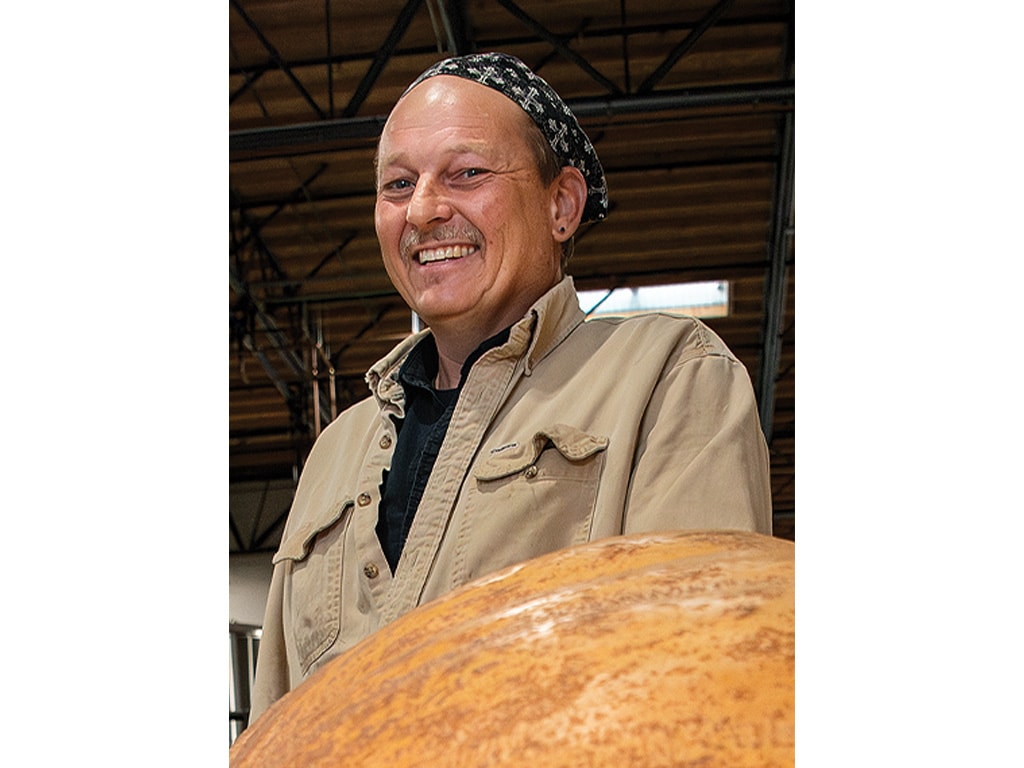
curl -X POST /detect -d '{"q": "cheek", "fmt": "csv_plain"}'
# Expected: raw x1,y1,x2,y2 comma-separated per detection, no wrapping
375,204,407,255
374,203,390,239
482,194,549,252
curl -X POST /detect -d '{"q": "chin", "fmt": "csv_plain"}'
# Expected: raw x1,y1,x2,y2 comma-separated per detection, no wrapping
410,288,480,319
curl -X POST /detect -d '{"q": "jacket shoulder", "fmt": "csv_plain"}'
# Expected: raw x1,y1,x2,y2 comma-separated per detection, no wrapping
577,312,738,364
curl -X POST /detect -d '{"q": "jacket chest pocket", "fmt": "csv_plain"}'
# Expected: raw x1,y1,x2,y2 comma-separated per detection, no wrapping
273,501,352,675
459,424,609,582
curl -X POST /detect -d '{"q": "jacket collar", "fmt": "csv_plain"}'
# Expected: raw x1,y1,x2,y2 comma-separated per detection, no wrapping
365,276,585,405
518,276,586,375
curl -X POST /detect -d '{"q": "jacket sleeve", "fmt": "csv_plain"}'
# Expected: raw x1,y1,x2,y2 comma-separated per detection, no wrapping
247,560,291,726
622,352,773,535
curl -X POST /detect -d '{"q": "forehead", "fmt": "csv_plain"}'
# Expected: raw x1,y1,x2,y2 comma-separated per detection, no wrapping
378,76,534,161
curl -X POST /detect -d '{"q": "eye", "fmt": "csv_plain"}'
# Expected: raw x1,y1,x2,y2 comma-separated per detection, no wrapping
382,178,414,191
379,176,416,199
459,167,487,180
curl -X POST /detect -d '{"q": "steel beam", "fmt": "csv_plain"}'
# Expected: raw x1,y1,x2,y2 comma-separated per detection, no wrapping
637,0,736,93
495,0,622,95
437,0,473,54
325,0,336,116
571,81,793,118
231,268,334,421
756,110,794,443
756,15,794,444
230,80,793,156
230,0,327,119
343,0,425,117
305,229,359,281
230,69,264,104
231,164,329,256
229,15,791,79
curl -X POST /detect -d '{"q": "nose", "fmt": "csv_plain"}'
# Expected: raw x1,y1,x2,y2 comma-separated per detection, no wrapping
405,176,453,228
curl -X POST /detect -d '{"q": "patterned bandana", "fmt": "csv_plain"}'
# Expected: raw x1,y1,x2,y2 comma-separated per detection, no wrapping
404,52,609,223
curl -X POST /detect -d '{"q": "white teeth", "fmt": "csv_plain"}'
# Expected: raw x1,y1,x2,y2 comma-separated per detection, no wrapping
417,245,476,264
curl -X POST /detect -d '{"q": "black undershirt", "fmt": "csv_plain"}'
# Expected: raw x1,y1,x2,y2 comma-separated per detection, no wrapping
375,328,510,573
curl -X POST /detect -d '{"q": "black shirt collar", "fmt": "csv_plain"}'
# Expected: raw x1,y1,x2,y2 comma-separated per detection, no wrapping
398,327,512,394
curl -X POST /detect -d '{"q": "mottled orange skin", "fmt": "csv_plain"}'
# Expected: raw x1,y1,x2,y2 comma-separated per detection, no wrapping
231,530,794,767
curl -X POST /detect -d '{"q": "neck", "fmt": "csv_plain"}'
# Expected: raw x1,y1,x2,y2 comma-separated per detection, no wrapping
425,275,564,388
425,318,506,391
433,346,464,390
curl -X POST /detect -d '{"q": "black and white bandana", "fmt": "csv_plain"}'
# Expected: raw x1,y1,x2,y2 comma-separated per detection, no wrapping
404,52,609,223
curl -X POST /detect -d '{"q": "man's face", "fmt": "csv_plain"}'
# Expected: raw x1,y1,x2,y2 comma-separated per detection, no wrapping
374,76,563,342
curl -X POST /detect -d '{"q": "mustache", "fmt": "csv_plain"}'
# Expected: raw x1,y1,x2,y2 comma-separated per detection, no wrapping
400,224,483,259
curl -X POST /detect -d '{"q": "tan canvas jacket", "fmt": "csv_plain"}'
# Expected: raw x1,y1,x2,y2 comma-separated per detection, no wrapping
249,277,772,723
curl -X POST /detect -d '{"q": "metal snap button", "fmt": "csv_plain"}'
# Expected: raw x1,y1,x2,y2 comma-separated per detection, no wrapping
357,492,372,506
363,562,380,579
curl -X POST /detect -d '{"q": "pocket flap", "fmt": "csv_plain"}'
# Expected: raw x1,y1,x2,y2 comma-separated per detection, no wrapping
475,424,609,482
272,500,353,564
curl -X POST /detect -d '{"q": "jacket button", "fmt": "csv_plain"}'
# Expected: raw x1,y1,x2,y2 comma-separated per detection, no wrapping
524,465,539,479
363,562,380,579
379,435,392,449
357,492,372,506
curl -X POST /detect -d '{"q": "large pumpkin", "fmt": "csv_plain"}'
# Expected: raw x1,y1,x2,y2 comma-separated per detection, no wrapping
231,530,794,767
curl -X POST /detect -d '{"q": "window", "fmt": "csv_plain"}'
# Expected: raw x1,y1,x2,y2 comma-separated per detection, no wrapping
578,280,729,319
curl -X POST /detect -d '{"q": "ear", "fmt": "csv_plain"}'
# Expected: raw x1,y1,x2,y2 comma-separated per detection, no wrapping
549,165,588,243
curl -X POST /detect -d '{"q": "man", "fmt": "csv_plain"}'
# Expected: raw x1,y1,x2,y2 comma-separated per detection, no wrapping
249,52,772,723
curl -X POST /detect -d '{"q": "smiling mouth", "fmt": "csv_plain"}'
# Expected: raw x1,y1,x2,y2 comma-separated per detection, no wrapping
416,244,478,264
